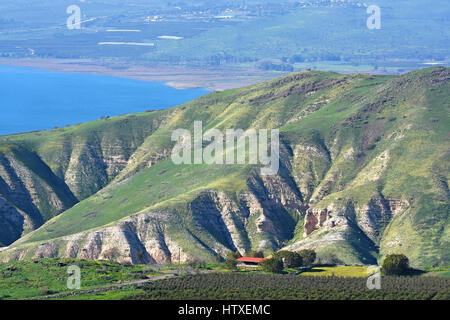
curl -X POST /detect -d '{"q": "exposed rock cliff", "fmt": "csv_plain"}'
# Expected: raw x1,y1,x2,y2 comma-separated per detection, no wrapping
0,112,167,245
1,68,448,267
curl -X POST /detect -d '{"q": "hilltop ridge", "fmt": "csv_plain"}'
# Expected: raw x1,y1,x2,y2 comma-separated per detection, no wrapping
0,67,449,267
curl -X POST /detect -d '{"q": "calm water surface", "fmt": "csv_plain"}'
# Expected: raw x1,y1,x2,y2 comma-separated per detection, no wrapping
0,65,209,135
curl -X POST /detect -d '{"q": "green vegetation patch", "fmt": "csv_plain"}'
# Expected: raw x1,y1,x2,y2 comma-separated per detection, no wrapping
300,266,369,277
0,258,155,300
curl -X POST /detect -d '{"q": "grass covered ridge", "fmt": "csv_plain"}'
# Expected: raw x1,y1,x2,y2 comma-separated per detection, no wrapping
0,67,449,268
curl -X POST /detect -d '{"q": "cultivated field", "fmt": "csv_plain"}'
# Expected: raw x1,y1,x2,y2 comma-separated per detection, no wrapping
1,259,448,300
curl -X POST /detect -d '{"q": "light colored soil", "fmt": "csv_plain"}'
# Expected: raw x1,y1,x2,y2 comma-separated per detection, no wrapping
0,58,281,91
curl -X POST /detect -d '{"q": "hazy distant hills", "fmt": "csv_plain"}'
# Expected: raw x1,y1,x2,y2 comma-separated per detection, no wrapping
0,0,448,73
0,67,449,267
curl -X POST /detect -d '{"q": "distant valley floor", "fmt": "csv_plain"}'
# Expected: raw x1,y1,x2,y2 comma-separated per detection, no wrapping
0,58,279,92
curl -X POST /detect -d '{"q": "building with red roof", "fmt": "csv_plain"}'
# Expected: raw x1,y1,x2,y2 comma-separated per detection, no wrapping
235,257,268,267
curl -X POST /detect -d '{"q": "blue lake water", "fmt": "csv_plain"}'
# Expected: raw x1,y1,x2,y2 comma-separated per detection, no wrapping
0,65,210,135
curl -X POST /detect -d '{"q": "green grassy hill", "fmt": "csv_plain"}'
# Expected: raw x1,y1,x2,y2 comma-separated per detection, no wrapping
0,110,170,245
0,67,448,267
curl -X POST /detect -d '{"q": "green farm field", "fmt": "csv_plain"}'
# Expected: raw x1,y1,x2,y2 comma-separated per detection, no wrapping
1,259,448,300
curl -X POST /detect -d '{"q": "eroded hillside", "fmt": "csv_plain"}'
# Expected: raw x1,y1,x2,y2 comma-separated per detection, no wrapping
0,67,448,267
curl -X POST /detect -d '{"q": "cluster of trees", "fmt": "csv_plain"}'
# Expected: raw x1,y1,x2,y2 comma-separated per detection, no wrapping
224,249,317,273
225,250,412,276
382,254,410,276
262,249,317,273
224,251,240,270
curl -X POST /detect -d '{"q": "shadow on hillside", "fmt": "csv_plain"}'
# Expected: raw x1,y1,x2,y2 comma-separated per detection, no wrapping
304,268,326,273
405,268,427,276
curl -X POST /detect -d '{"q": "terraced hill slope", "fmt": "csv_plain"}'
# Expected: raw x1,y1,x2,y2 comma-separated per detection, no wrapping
0,67,448,267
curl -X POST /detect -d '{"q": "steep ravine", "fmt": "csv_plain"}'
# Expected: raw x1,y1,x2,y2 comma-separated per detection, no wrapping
0,112,168,245
0,68,448,267
0,147,78,245
0,170,306,264
0,156,412,266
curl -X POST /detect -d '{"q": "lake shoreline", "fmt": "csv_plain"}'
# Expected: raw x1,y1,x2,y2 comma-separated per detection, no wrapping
0,64,210,135
0,58,280,92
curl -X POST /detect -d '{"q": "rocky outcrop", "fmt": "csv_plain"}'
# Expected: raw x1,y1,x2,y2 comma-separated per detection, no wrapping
2,211,191,264
191,191,244,253
299,197,409,241
356,197,409,243
304,208,329,236
1,69,448,267
283,202,379,265
301,203,353,237
0,114,167,246
1,170,308,263
189,171,306,255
